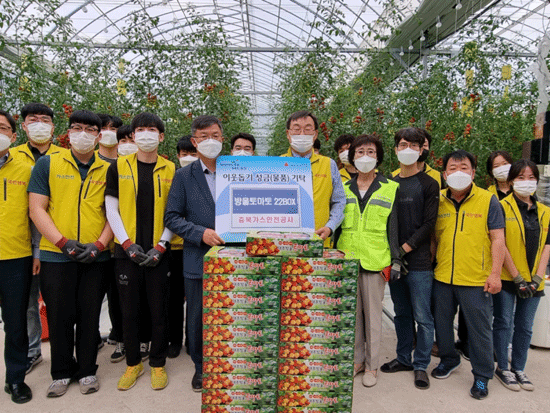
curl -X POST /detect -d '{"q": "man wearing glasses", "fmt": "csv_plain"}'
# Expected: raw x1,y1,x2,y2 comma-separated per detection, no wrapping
28,110,113,397
282,110,345,247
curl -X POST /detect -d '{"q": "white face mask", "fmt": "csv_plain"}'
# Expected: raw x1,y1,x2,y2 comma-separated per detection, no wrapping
290,135,314,153
232,149,252,156
446,171,473,191
26,122,53,144
134,131,160,152
354,155,377,174
197,138,222,159
397,147,420,165
118,143,138,156
513,180,537,197
179,155,197,168
69,131,97,154
0,133,12,152
339,150,350,166
492,164,511,182
99,130,118,148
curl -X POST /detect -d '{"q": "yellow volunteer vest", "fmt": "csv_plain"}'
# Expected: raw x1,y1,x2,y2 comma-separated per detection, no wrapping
392,164,442,188
339,167,352,183
434,184,495,286
116,154,182,247
337,177,399,271
0,152,33,260
501,194,549,291
11,142,65,166
40,151,109,253
487,184,498,197
282,149,333,247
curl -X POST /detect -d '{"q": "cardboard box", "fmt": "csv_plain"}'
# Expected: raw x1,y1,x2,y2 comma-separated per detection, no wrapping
204,341,279,359
202,406,277,413
246,232,323,257
203,373,277,391
204,291,280,309
278,376,353,393
280,292,356,311
204,309,280,326
280,310,355,328
279,327,354,344
278,359,353,377
280,273,356,294
277,392,352,409
204,247,281,275
202,389,277,406
280,251,359,277
204,274,281,293
278,343,354,361
277,408,350,413
203,325,279,342
204,357,278,375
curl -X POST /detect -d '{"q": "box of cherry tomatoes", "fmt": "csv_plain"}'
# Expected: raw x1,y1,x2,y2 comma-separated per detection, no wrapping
204,357,278,375
280,250,358,277
280,309,355,329
277,392,352,409
204,308,280,327
202,406,276,413
204,247,282,275
203,325,279,343
246,232,324,257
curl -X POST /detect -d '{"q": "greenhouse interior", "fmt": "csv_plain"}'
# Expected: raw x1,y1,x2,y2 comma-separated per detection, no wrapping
1,0,550,412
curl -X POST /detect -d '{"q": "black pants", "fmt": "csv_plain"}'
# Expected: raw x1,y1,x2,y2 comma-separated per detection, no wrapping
185,277,203,373
115,258,169,367
168,249,187,348
104,258,123,343
0,257,32,384
40,260,108,380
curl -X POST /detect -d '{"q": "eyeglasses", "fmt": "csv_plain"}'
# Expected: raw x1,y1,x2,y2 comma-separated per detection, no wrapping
70,125,99,134
193,134,222,140
26,115,52,123
0,125,13,134
397,142,420,150
289,126,316,134
356,148,377,157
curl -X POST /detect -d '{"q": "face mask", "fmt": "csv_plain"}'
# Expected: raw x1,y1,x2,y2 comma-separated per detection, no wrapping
0,133,11,152
179,155,197,167
418,149,429,163
197,139,222,159
513,180,537,197
354,155,377,174
232,149,252,156
339,150,350,166
26,122,53,144
118,142,138,156
446,171,472,191
492,164,511,182
134,131,160,152
99,130,118,148
290,135,314,153
69,131,97,154
397,147,420,165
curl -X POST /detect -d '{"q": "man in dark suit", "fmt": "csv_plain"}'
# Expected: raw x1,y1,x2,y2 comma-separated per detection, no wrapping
164,115,225,392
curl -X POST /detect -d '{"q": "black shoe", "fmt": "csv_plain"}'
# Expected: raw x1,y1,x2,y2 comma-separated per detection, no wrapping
191,372,202,392
414,370,430,389
380,359,414,373
26,354,43,374
470,378,489,400
4,382,32,404
167,345,182,359
431,361,461,379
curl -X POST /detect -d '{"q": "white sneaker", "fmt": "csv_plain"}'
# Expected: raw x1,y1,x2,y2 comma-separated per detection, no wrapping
79,375,99,394
362,370,378,387
140,342,150,361
47,378,71,397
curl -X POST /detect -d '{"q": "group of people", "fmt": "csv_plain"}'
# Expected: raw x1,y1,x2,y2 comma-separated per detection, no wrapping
0,106,546,405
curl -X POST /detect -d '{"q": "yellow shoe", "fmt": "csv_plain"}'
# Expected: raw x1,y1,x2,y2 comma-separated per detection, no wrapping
151,367,168,390
117,363,144,390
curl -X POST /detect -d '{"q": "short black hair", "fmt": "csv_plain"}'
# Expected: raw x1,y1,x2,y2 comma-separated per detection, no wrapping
0,110,16,132
442,149,477,170
231,133,256,151
177,135,195,153
394,127,426,147
421,129,432,147
333,134,355,152
313,139,321,151
21,103,54,121
191,115,223,136
116,124,132,142
486,150,513,179
97,113,123,129
349,134,384,168
286,110,318,130
507,159,539,183
131,112,165,133
68,110,102,131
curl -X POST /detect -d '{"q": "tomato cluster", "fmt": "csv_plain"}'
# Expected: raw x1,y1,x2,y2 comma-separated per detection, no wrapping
281,258,314,276
281,310,312,326
282,293,313,309
204,309,234,325
278,376,311,391
204,326,234,341
204,258,236,274
246,239,279,255
204,342,234,357
282,275,313,292
278,359,310,375
279,343,310,359
204,275,235,291
204,374,234,389
204,358,235,374
202,406,229,413
281,327,311,343
278,392,310,407
203,292,234,308
202,390,232,405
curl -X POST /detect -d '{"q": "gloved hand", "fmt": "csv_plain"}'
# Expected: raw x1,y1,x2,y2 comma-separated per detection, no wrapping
56,237,85,261
140,243,167,267
513,274,533,299
122,239,148,265
527,275,543,295
389,263,401,282
76,241,105,264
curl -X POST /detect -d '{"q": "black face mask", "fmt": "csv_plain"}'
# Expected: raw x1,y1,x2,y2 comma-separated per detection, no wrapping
418,149,429,163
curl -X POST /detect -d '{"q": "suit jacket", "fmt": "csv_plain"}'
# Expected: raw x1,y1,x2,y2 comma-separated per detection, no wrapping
165,159,215,279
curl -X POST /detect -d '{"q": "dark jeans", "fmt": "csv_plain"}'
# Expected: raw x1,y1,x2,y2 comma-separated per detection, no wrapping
0,257,32,384
457,308,468,345
184,277,203,373
40,260,108,380
389,270,434,370
168,249,186,347
115,258,169,367
433,280,494,381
